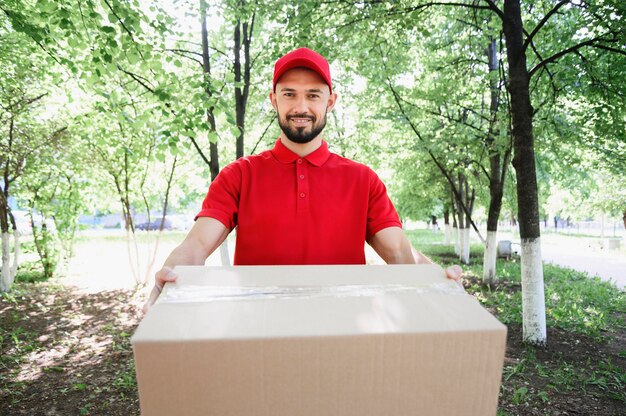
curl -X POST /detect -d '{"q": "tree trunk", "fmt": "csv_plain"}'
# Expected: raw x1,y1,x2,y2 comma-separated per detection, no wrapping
200,1,221,182
460,228,470,264
1,157,13,291
234,11,254,160
483,231,498,283
455,173,473,265
503,0,546,346
113,172,140,282
234,19,244,159
145,157,179,284
451,187,460,255
0,232,10,291
11,232,19,279
8,210,19,279
201,1,228,264
443,208,451,245
483,36,510,284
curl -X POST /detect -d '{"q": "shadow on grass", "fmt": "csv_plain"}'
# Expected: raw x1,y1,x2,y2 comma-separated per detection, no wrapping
0,283,141,416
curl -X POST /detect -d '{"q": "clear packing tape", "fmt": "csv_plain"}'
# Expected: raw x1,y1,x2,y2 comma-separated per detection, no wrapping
159,281,467,304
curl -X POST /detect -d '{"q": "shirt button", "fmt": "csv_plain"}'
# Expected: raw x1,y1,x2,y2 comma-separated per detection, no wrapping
300,193,306,198
297,159,303,164
299,174,305,179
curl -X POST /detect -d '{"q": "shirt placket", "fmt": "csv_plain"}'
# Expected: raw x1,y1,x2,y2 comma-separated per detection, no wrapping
296,158,309,211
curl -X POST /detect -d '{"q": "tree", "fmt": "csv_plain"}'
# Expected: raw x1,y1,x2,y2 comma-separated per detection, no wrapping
0,15,67,290
267,0,625,345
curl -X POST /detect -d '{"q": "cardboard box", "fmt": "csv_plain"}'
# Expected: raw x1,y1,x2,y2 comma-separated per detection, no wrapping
132,265,506,416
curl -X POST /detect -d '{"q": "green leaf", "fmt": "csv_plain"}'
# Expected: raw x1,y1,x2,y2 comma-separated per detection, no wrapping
127,51,140,65
149,60,162,71
38,0,58,13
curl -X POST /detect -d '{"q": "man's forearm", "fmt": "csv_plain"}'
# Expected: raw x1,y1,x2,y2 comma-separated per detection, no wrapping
411,246,434,264
368,227,416,264
162,242,209,269
161,217,230,269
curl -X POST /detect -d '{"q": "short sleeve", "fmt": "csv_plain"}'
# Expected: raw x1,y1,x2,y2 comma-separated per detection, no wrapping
195,162,242,229
365,168,402,238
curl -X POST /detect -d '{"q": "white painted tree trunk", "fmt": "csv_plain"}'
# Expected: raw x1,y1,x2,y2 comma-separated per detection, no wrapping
521,238,546,345
1,232,12,292
483,231,497,283
220,241,230,266
454,226,460,255
460,227,470,265
444,224,451,245
11,232,19,278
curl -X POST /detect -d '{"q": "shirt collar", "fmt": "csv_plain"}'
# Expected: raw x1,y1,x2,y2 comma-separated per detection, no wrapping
271,138,331,167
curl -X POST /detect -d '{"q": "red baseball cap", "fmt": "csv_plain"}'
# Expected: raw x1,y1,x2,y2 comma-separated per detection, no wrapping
273,47,332,93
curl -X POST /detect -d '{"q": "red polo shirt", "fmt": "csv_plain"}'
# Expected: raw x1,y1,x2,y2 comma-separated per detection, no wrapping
196,139,402,265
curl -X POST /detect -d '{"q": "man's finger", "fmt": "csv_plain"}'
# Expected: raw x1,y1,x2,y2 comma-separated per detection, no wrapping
143,268,179,314
156,269,178,289
445,265,463,282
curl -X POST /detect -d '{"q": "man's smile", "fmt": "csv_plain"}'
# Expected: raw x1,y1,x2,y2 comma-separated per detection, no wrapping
288,115,314,126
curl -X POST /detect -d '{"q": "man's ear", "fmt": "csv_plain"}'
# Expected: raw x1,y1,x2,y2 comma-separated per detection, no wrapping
326,92,338,113
269,91,278,111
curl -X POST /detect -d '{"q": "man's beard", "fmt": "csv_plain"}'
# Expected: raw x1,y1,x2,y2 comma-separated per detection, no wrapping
277,110,327,144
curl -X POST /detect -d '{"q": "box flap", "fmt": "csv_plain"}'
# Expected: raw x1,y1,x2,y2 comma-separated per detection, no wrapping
132,265,505,343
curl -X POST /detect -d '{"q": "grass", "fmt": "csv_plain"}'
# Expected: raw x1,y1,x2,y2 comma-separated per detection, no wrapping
74,230,187,244
408,229,625,340
407,229,626,412
14,261,49,283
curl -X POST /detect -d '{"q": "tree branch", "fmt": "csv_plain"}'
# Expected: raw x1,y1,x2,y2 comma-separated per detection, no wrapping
102,0,136,43
529,33,620,78
165,48,203,66
387,78,485,243
522,0,570,52
590,44,626,55
480,0,505,21
117,66,156,93
250,114,277,155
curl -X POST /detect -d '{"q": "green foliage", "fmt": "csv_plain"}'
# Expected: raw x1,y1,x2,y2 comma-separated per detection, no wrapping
0,0,623,292
31,223,59,279
15,261,48,284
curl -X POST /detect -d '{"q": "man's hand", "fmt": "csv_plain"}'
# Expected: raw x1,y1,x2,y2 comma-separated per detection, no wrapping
143,267,178,314
444,265,463,282
140,218,231,315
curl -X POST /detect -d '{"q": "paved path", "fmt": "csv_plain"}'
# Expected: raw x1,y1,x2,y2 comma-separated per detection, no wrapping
541,238,625,289
61,229,624,293
499,232,625,289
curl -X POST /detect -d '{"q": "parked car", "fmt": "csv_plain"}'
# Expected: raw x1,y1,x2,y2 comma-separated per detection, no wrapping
136,218,173,231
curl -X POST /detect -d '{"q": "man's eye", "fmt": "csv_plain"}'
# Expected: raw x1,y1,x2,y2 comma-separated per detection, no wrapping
308,95,320,99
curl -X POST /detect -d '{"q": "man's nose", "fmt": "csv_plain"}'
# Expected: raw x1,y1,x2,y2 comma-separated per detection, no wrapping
292,96,308,113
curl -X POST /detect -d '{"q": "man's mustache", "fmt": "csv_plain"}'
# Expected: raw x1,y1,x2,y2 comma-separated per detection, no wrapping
287,114,315,121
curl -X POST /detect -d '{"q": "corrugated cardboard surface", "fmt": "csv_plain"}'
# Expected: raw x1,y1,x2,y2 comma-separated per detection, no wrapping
132,265,507,416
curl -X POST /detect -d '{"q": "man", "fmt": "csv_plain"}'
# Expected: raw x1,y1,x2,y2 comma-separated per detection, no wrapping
145,47,461,309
